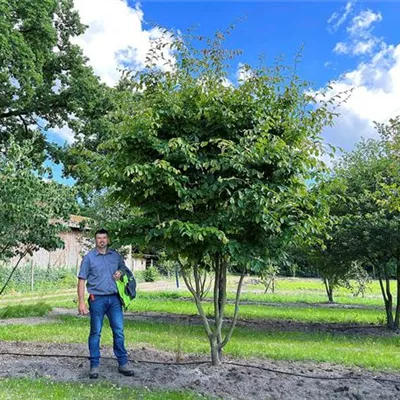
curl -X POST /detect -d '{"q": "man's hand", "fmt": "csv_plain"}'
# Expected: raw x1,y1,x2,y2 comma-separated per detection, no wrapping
77,279,89,315
113,270,122,280
78,302,89,315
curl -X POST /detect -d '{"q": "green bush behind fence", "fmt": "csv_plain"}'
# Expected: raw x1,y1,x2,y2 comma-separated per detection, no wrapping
0,264,77,293
0,264,154,294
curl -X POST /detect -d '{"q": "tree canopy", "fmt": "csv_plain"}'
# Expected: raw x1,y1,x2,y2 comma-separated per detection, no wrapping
0,0,107,164
0,136,76,295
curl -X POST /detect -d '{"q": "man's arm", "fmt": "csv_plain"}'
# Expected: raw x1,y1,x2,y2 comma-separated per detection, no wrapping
77,278,89,315
77,255,90,314
114,252,133,280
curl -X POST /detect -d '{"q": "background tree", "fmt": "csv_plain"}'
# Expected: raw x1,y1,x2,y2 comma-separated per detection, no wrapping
373,117,400,212
0,136,77,295
0,0,108,165
69,29,337,365
328,133,400,329
282,178,349,303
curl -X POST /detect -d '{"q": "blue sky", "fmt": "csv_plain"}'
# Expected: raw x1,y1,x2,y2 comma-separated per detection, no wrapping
49,0,400,179
139,1,354,86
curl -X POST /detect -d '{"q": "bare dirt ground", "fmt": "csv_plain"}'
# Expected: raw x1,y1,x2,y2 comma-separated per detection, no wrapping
1,340,400,400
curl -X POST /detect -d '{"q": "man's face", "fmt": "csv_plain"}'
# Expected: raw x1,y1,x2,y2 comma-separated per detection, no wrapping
95,233,109,249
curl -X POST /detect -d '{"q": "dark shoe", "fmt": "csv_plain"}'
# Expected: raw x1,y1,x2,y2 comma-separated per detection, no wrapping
118,364,135,376
89,367,99,379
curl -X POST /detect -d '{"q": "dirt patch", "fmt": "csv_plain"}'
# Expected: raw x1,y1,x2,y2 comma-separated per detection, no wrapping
0,316,59,327
0,341,399,400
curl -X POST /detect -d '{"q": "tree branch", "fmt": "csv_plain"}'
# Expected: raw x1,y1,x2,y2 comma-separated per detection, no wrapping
0,242,11,255
220,269,246,349
216,257,227,345
213,253,220,329
18,115,30,135
0,248,29,296
378,276,388,304
179,259,213,338
0,109,31,119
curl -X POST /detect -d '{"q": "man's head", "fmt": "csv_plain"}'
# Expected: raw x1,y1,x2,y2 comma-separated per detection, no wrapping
95,228,109,249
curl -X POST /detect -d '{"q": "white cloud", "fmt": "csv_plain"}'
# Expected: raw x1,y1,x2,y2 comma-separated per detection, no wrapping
327,1,354,33
319,43,400,152
35,117,75,144
333,42,349,55
322,4,399,155
352,38,379,55
330,5,383,57
72,0,174,86
347,10,382,36
52,125,75,143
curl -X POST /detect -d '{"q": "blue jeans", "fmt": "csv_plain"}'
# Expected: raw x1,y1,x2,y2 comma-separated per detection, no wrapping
88,294,128,368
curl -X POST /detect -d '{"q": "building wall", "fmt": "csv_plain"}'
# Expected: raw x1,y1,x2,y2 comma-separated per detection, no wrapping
11,229,147,273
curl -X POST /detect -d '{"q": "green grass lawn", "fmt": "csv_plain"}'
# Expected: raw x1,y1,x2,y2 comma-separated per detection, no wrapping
0,296,386,325
1,316,399,371
133,289,385,308
0,276,388,309
131,298,386,325
0,378,210,400
0,288,387,326
231,276,385,294
228,276,386,305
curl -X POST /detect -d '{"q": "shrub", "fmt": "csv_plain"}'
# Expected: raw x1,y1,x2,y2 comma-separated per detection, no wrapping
142,266,159,282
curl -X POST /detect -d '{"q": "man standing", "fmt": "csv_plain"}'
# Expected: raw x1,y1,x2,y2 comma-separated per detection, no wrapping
77,228,135,379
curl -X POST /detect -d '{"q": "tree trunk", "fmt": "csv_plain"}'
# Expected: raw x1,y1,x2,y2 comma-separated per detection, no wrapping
264,278,272,294
179,256,245,366
323,278,334,303
394,259,400,330
378,274,394,329
0,252,26,296
215,256,227,361
209,336,221,366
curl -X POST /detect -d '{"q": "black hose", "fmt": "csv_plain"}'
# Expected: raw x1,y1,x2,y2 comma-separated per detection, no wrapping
1,351,399,384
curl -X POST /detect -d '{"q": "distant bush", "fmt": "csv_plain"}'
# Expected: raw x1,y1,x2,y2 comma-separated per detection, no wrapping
141,266,159,282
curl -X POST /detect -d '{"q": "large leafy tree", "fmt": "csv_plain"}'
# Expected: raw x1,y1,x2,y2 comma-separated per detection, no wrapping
291,178,356,303
0,136,77,295
373,117,400,212
69,30,336,364
0,0,108,164
326,129,400,329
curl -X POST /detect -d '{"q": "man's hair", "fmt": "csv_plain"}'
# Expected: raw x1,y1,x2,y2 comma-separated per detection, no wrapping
95,228,109,237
